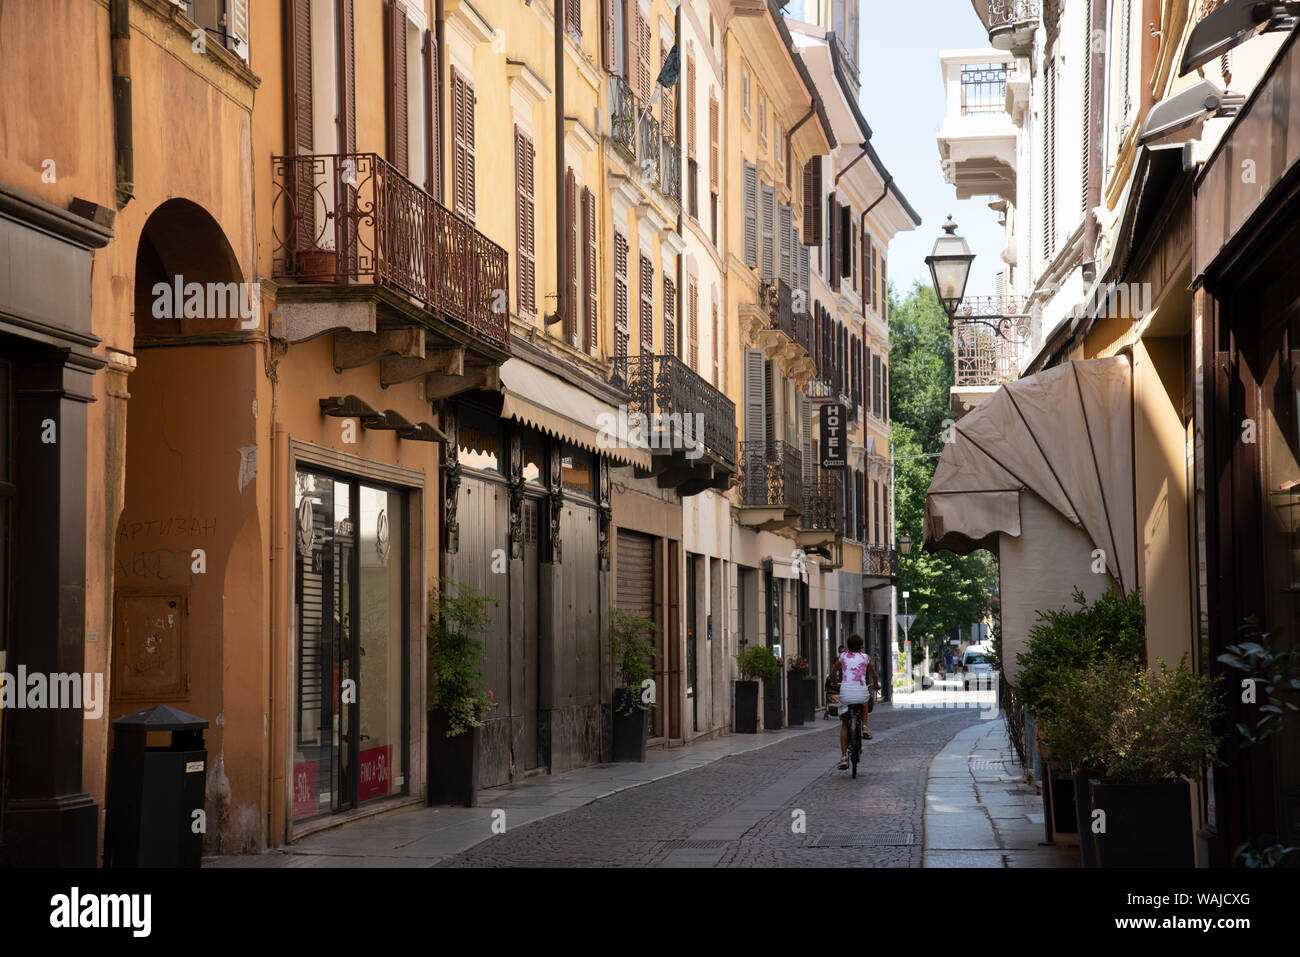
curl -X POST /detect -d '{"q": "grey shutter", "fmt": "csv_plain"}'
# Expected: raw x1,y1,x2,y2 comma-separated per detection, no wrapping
743,162,759,268
228,0,250,59
800,392,813,483
743,348,766,445
760,184,776,281
777,205,793,287
797,243,810,306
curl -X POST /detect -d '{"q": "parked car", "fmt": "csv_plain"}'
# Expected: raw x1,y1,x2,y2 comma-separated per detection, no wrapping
961,649,998,690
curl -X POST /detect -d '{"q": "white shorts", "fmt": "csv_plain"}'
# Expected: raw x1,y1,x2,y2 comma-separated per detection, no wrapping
837,682,868,705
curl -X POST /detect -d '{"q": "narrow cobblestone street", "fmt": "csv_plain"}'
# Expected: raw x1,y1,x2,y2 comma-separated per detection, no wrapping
442,706,984,867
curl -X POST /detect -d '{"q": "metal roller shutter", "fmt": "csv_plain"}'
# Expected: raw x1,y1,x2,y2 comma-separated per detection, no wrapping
616,529,654,618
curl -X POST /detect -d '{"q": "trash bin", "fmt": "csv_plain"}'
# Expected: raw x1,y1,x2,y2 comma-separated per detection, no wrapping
104,704,209,868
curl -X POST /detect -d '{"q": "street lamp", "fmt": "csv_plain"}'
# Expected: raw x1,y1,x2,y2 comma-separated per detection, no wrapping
925,215,974,325
898,533,913,557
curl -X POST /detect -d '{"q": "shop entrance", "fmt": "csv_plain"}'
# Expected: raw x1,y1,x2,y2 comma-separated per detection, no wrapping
292,468,408,822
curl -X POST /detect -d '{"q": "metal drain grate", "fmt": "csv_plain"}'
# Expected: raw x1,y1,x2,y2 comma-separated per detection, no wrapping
809,833,915,848
657,839,729,850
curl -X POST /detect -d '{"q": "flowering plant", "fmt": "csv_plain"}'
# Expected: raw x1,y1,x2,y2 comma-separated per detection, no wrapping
785,654,811,677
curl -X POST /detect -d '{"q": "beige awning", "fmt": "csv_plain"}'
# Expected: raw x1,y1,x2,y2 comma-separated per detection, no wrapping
499,359,652,469
924,356,1136,594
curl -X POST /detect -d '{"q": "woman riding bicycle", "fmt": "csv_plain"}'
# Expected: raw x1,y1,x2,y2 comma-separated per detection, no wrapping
830,633,880,770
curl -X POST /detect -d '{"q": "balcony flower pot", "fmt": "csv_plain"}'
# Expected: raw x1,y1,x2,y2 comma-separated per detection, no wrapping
734,680,759,734
427,709,480,807
612,687,649,762
297,247,337,283
1089,777,1194,868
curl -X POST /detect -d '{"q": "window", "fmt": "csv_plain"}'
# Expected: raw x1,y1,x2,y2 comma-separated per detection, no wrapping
743,162,759,268
184,0,250,60
802,158,822,245
514,127,536,317
562,445,594,496
564,0,581,41
582,187,597,355
639,254,654,353
614,231,630,360
760,184,776,281
688,280,699,369
757,88,767,147
664,275,677,357
741,59,752,124
686,56,697,158
774,124,783,170
688,159,699,218
565,169,579,343
712,299,720,387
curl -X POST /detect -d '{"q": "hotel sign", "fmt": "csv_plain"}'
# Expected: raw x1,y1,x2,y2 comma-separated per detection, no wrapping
820,403,847,469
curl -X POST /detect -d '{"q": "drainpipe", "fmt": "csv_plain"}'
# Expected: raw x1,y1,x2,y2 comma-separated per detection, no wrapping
834,142,869,185
859,174,892,317
436,0,446,204
546,0,567,327
1083,0,1106,282
110,0,133,209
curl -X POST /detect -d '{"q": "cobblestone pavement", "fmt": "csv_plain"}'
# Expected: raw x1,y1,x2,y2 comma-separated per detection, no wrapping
440,705,985,867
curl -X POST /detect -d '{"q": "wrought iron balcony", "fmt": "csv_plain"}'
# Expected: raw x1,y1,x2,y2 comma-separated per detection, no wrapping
864,545,899,579
271,153,509,348
758,280,798,342
740,441,803,511
609,75,638,159
614,354,737,469
659,136,682,205
960,63,1009,116
987,1,1039,53
952,296,1030,388
800,467,843,532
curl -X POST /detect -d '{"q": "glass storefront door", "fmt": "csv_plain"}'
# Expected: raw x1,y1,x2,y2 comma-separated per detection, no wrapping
293,469,407,823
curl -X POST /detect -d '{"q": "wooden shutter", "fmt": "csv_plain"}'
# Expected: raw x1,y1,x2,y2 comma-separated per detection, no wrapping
663,276,676,357
839,203,851,279
797,243,810,307
802,160,815,245
872,353,882,418
777,205,793,287
860,229,869,316
387,1,409,176
633,7,651,102
686,57,697,158
1081,0,1092,216
881,256,888,321
873,246,880,315
228,0,250,59
743,162,758,268
882,362,889,422
663,44,676,138
639,254,654,353
567,169,579,342
827,195,839,291
614,232,630,359
1043,56,1056,260
688,279,699,369
424,31,441,200
515,126,536,316
760,185,775,281
566,0,581,39
708,97,719,191
340,0,356,153
743,348,767,445
583,187,597,355
864,345,872,415
711,300,720,386
287,0,314,247
800,392,812,482
452,67,477,222
602,0,617,71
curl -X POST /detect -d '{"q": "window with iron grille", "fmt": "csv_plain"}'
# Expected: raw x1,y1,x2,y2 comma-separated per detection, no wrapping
960,63,1008,115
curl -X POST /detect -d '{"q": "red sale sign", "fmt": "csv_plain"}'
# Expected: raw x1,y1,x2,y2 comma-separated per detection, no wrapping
358,744,392,801
293,760,318,819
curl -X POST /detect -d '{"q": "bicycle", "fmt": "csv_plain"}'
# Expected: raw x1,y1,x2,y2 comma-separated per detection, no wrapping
846,702,865,778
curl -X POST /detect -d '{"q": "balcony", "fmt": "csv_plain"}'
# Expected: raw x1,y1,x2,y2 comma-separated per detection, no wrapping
609,76,681,208
738,440,803,534
937,52,1018,203
951,296,1031,416
864,545,898,580
613,354,737,495
270,154,510,381
986,1,1039,56
659,136,682,206
610,75,638,158
797,468,844,552
740,280,816,388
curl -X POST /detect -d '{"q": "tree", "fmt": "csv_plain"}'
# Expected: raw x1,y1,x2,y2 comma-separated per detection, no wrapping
889,281,998,652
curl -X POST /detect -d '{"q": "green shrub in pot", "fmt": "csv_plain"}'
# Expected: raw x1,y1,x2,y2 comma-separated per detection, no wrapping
737,644,780,682
612,609,657,716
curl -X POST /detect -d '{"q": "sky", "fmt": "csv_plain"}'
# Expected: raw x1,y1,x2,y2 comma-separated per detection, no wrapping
826,0,1008,299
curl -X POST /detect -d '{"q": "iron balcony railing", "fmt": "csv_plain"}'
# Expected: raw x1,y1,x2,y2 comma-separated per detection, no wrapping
951,296,1030,388
614,354,737,468
659,136,682,205
988,0,1040,31
758,280,803,344
271,153,509,348
740,441,802,511
609,75,638,157
800,467,843,532
960,63,1009,115
864,546,899,579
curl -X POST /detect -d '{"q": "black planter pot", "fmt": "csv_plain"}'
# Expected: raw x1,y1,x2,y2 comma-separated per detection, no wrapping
1089,778,1194,868
734,680,759,733
427,710,479,807
612,688,649,762
787,677,805,726
1072,766,1107,868
763,676,784,730
791,677,815,724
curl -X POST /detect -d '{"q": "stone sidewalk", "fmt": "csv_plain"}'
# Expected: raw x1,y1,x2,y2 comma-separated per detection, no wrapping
922,714,1078,867
204,722,827,868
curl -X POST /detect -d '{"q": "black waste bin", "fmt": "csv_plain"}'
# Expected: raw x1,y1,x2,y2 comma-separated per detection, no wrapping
104,704,209,868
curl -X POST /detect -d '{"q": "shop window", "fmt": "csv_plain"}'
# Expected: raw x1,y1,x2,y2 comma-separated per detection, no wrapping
458,405,502,474
561,445,594,496
522,431,545,485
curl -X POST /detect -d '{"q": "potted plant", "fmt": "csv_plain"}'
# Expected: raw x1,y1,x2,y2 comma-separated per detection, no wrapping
785,655,813,725
1037,654,1134,866
611,609,657,762
296,245,338,283
735,645,779,733
426,579,497,807
1087,656,1224,868
1017,587,1146,843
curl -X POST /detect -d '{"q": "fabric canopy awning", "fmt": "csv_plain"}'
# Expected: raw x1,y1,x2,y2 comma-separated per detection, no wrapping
924,356,1136,594
499,359,652,469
